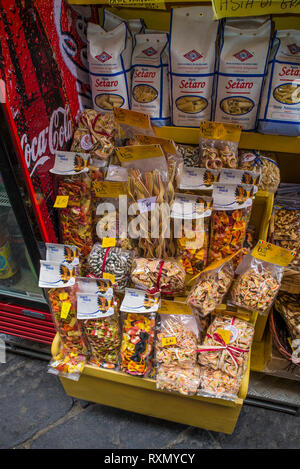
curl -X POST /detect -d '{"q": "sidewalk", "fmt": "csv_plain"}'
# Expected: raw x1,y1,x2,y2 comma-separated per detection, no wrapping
0,351,299,449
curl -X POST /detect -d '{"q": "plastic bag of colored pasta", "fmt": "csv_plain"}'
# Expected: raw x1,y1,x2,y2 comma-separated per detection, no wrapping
156,364,201,396
208,183,256,264
48,350,87,381
187,255,235,316
197,314,254,378
198,367,242,400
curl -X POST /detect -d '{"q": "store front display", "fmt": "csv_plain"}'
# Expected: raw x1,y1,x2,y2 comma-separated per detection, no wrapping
1,0,300,435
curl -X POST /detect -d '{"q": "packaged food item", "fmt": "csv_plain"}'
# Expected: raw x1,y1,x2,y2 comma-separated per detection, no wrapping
219,168,260,186
198,367,242,400
45,243,80,268
105,164,128,182
230,240,295,314
179,167,219,193
76,278,121,368
132,135,183,190
197,314,254,377
273,205,300,241
156,313,200,368
48,352,87,382
87,22,132,112
199,121,242,170
171,193,212,275
102,9,144,38
120,290,157,376
71,109,117,161
120,288,160,313
275,292,300,340
89,159,107,200
187,254,236,316
214,16,272,131
169,6,219,127
114,108,155,142
208,183,256,263
131,34,170,125
131,258,186,295
116,144,174,258
156,364,201,396
243,225,257,252
51,152,93,275
239,150,280,193
87,244,134,292
258,30,300,136
176,143,201,168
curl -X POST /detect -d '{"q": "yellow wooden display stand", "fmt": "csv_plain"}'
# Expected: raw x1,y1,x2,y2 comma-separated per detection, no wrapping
59,0,300,433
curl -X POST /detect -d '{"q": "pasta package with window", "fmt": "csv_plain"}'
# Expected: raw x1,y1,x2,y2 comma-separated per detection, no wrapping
208,183,256,263
131,34,170,125
259,30,300,136
214,17,272,131
199,121,242,170
230,241,295,315
169,6,219,127
87,22,132,113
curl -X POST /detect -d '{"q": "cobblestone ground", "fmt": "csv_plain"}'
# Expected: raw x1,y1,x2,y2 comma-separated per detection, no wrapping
0,353,299,449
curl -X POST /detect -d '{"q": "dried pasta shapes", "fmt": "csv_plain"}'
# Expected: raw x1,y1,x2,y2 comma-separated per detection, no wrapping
176,96,208,114
220,97,254,116
273,206,300,241
199,121,242,170
197,314,254,378
229,240,295,315
239,150,280,194
275,292,300,340
259,30,300,136
198,367,242,400
208,183,256,264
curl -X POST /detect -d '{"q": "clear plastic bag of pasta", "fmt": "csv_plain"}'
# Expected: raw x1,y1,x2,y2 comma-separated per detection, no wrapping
48,350,87,381
199,121,242,170
156,364,201,396
197,314,254,378
198,367,242,400
113,108,155,144
229,242,294,315
120,311,156,377
239,150,280,193
187,254,236,316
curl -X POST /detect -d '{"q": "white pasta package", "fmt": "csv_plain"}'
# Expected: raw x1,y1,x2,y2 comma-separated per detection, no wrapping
258,30,300,136
131,33,170,125
214,17,272,131
169,6,220,127
87,22,132,113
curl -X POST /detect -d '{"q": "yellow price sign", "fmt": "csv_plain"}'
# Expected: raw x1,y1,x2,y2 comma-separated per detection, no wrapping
212,0,300,19
109,0,166,10
216,328,231,345
161,336,177,347
102,238,117,248
252,240,296,267
60,301,71,319
54,195,69,208
103,272,116,284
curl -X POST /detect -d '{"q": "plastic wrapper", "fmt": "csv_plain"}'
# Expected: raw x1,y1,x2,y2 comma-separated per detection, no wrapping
273,206,300,241
239,150,280,193
156,364,201,396
274,292,300,340
176,143,201,168
199,122,242,170
120,312,156,377
187,256,235,316
171,194,212,275
48,351,87,381
243,225,257,253
113,108,155,143
56,172,93,275
88,244,134,292
131,258,186,295
117,144,175,258
208,183,255,263
230,254,283,315
198,367,242,400
197,314,254,378
71,109,117,161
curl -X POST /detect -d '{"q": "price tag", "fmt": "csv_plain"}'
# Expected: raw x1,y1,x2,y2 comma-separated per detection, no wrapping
54,195,69,208
252,240,296,267
109,0,166,9
59,293,69,301
102,238,116,248
103,272,116,284
115,144,164,162
161,336,177,347
60,301,71,319
160,300,192,315
216,328,231,345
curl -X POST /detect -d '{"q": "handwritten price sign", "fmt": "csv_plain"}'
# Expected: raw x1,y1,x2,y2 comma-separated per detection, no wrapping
212,0,300,19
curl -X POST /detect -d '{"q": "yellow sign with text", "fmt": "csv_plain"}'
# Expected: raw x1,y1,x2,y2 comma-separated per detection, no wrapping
109,0,166,10
212,0,300,19
252,240,295,267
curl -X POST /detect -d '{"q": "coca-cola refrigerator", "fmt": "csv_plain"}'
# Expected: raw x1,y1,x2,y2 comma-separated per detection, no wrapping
0,0,98,351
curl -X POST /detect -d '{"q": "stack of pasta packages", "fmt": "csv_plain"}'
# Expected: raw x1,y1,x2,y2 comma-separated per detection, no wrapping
270,184,300,361
42,107,296,401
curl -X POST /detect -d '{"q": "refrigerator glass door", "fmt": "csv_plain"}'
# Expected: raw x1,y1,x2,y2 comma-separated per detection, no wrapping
0,172,46,304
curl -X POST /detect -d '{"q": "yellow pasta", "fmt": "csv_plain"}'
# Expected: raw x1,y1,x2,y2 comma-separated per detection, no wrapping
274,84,300,104
221,97,254,115
96,94,123,110
176,96,207,114
133,85,158,103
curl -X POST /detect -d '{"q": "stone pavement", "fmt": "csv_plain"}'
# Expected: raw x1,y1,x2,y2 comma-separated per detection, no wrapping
0,352,299,449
